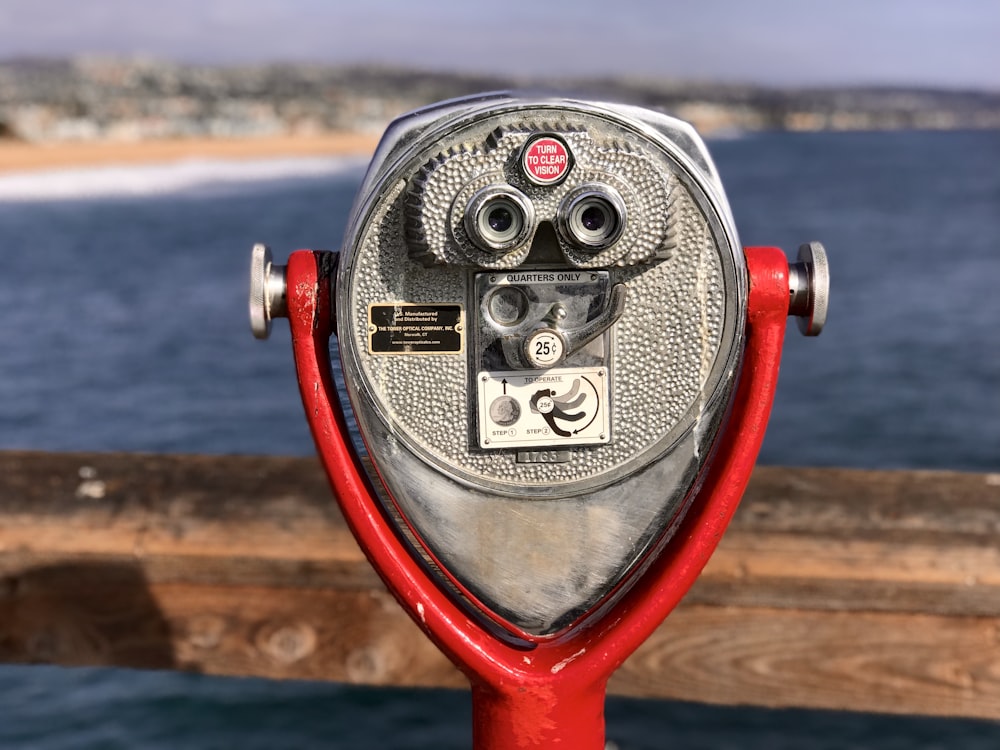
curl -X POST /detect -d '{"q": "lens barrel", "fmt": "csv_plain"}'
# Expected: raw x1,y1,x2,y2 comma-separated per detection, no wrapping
558,185,626,251
465,186,534,253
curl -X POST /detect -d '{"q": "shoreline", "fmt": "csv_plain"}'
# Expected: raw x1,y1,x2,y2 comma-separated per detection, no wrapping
0,132,381,175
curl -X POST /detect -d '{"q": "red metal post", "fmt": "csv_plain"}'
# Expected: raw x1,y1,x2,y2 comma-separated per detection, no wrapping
471,679,608,750
284,246,790,749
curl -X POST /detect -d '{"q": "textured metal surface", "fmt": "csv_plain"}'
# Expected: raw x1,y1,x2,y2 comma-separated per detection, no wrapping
405,124,678,269
343,110,740,494
332,95,748,636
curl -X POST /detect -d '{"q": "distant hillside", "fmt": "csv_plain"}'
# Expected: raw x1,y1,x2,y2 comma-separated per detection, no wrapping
1,57,998,143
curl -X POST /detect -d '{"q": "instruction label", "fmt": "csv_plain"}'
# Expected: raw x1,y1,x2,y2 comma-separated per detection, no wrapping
368,304,464,354
521,135,572,185
477,367,610,449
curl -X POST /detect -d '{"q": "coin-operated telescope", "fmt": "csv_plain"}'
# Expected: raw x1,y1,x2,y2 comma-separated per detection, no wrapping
249,93,828,749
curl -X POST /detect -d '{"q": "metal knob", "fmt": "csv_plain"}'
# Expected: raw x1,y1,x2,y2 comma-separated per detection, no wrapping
249,243,288,339
788,241,829,336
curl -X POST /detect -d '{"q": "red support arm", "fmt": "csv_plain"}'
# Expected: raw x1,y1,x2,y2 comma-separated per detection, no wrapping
286,246,790,749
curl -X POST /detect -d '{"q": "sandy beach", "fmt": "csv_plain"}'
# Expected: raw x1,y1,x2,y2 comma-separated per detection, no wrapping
0,132,381,175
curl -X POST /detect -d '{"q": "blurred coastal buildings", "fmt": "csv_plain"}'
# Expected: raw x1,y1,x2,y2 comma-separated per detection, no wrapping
2,57,999,143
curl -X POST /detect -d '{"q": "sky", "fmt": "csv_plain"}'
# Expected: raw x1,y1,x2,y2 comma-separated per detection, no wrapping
1,0,998,90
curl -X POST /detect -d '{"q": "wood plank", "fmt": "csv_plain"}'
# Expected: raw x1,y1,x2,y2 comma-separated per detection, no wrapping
0,451,375,588
614,606,1000,719
5,571,999,720
2,450,1000,719
695,466,1000,616
1,569,462,687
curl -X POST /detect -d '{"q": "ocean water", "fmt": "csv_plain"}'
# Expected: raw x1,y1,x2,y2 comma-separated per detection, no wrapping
0,129,998,748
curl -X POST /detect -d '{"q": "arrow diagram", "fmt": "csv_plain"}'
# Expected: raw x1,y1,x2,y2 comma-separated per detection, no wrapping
573,376,601,434
530,379,587,438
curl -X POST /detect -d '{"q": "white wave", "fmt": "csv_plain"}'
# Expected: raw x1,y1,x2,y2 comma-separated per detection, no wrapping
0,155,368,202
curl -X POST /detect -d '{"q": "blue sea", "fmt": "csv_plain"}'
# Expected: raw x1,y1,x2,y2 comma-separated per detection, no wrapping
1,129,998,748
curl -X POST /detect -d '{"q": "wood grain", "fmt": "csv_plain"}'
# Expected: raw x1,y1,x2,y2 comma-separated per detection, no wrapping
2,451,1000,719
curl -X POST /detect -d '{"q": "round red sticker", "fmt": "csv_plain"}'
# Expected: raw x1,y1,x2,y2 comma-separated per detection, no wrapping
521,136,572,185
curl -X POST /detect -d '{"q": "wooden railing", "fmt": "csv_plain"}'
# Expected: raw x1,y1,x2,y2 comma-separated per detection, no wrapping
2,450,999,718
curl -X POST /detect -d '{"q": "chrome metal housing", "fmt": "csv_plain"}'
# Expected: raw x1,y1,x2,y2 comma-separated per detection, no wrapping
335,93,747,637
